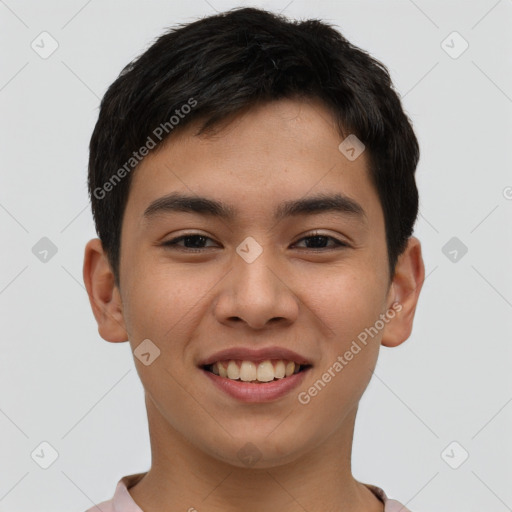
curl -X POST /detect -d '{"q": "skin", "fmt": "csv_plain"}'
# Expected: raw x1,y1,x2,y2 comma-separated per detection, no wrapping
83,97,424,512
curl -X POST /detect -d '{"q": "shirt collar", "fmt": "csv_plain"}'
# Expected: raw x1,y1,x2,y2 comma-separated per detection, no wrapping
112,472,412,512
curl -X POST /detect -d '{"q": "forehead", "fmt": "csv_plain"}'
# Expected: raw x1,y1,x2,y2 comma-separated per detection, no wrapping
124,98,382,227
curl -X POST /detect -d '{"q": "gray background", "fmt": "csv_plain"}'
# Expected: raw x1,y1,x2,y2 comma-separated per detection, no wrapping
1,1,511,511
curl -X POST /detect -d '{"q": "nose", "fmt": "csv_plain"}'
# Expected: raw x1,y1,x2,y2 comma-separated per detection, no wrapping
213,249,300,330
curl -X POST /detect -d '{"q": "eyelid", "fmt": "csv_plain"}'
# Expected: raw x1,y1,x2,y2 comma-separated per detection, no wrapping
161,232,220,248
292,231,349,249
161,230,350,250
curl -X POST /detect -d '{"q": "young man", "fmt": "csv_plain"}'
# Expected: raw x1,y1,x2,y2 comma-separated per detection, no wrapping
83,7,424,512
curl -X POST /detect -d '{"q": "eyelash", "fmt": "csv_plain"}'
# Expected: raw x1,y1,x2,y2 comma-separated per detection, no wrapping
160,232,349,252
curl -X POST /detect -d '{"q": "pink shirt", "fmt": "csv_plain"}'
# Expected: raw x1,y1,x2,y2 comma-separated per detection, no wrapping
85,472,412,511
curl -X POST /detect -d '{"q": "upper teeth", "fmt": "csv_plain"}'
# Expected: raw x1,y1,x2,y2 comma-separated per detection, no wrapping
210,360,300,382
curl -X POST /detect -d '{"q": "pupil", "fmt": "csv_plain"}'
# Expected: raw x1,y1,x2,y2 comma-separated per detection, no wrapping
307,236,327,248
185,235,206,248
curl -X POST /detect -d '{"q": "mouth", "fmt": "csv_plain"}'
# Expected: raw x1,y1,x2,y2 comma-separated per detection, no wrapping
198,346,313,402
202,359,313,384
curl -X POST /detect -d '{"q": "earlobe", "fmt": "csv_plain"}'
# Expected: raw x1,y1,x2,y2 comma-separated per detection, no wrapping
83,238,128,343
381,236,425,348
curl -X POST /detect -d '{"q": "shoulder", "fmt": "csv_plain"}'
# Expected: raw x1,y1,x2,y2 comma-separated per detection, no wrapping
84,498,115,512
83,472,147,512
364,483,413,512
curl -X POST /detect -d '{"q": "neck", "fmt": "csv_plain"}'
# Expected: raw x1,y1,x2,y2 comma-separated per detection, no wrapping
129,396,383,512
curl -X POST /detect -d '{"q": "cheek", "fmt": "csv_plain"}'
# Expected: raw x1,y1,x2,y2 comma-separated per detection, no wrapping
120,267,172,345
309,263,388,341
121,262,213,352
303,263,387,412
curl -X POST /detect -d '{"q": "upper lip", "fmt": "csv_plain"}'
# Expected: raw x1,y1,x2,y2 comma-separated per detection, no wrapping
198,346,313,367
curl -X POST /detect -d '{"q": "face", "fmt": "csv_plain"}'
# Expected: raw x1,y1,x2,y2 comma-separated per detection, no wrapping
89,98,418,468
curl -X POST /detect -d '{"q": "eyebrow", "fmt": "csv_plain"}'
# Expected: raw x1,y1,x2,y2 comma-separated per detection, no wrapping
142,191,367,223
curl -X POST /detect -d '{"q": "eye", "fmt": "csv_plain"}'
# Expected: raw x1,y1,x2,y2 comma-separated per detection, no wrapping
161,234,219,251
160,232,349,252
293,233,349,250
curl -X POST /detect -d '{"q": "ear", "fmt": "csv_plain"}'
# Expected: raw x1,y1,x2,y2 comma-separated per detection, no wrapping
83,238,128,342
381,236,425,348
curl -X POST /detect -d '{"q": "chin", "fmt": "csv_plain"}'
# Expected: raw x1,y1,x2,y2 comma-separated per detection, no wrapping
199,428,315,469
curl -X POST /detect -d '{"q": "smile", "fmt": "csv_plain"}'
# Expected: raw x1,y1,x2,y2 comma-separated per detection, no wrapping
203,359,311,383
201,361,312,403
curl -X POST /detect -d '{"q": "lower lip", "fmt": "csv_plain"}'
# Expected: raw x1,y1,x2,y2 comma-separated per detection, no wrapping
202,367,311,403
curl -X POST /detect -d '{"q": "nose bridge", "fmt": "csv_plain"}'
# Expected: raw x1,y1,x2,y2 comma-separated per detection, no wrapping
214,239,298,328
235,245,279,296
